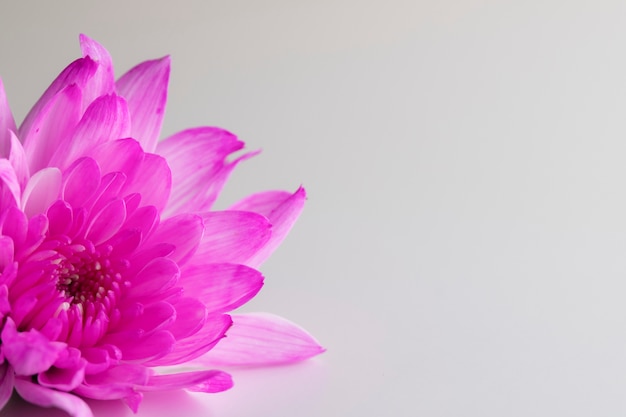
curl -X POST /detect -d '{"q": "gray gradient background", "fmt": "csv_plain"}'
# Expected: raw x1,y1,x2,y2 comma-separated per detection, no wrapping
2,1,626,416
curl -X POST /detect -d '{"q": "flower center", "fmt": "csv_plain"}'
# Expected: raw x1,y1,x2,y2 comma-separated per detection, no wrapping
55,243,124,308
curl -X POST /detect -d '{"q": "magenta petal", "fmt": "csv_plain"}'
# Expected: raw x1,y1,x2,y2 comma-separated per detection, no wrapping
0,77,16,158
193,211,271,265
19,56,97,141
141,370,232,393
116,56,170,152
157,127,244,215
90,138,143,177
116,301,176,335
119,330,175,362
14,379,93,417
168,297,206,339
180,263,264,313
21,167,62,218
84,198,127,245
0,363,14,409
50,94,131,170
38,347,87,391
242,187,307,267
144,213,203,264
1,318,66,376
122,153,171,212
22,84,83,173
127,257,180,298
62,157,101,209
196,313,324,367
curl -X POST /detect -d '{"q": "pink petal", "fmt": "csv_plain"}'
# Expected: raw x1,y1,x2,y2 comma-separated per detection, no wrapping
167,297,206,339
8,131,29,190
121,152,171,212
0,159,20,211
79,34,115,100
116,56,170,152
146,314,232,366
193,211,271,265
0,77,16,158
0,206,28,251
84,198,126,245
126,257,180,298
115,301,176,335
240,187,307,267
119,330,176,362
89,138,143,178
61,157,101,209
21,167,62,218
38,347,87,391
141,370,232,393
157,127,246,215
47,201,73,237
144,213,203,264
180,263,263,313
22,84,83,173
196,313,324,367
1,318,66,376
14,379,93,417
50,94,130,171
0,363,14,409
19,56,97,141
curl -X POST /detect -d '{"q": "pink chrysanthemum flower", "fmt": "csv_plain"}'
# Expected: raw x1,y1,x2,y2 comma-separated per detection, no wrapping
0,35,323,416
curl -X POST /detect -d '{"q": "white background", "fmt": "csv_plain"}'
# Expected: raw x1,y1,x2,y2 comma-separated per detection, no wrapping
2,1,626,416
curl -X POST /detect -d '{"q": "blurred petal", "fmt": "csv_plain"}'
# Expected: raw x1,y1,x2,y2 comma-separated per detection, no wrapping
0,159,20,211
8,131,29,189
0,363,14,409
14,379,93,417
0,77,16,158
142,370,232,393
197,313,324,366
116,56,170,152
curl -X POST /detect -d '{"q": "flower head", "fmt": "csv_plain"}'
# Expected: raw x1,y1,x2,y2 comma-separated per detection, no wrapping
0,35,323,416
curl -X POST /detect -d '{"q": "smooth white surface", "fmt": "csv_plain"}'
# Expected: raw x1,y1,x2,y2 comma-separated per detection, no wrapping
3,1,626,416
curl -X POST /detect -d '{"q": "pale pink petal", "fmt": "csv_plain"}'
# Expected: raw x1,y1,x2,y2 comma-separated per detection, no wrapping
21,167,62,218
8,131,29,189
14,379,93,417
0,159,20,211
180,263,263,313
79,34,115,99
243,187,307,267
1,318,66,376
146,314,232,366
0,363,14,409
50,94,131,171
158,127,247,215
0,77,16,158
196,313,324,367
22,84,83,173
193,211,271,265
141,370,232,393
19,57,97,140
116,57,170,152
